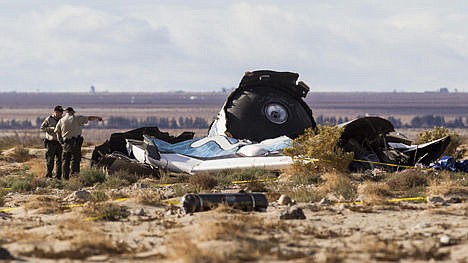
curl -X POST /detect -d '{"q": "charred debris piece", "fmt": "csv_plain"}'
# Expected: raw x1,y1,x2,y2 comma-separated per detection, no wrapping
91,70,451,175
181,193,268,213
91,126,194,177
339,116,451,171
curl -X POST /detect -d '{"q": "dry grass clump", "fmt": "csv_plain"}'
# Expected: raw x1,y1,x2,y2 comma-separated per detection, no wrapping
3,174,48,192
416,126,465,159
189,173,218,191
357,181,393,204
277,184,322,203
90,190,109,202
385,170,428,196
24,195,64,214
25,158,46,177
7,145,33,162
62,176,85,191
134,190,163,206
427,172,468,196
318,172,357,200
82,202,130,221
284,125,354,173
78,167,107,186
0,188,7,206
213,168,278,186
108,170,140,187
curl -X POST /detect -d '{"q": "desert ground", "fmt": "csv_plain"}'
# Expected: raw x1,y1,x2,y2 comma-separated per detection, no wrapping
0,134,467,262
1,92,467,262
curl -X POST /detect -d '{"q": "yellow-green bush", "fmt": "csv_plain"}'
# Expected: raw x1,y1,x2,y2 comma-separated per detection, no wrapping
284,125,354,173
416,126,464,159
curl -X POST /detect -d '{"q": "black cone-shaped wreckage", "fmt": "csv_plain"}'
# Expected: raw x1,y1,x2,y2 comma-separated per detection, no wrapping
208,70,316,142
92,70,450,174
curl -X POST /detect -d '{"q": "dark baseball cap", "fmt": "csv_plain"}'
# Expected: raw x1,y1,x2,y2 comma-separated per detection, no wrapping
54,105,64,112
65,107,75,112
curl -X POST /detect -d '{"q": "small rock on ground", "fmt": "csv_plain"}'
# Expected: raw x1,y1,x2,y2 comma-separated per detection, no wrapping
280,206,306,220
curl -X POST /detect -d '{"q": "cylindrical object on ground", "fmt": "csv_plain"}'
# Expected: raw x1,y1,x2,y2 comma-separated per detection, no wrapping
181,193,268,213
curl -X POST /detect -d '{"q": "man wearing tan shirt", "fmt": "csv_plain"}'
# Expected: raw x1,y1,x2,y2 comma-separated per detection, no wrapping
55,107,103,179
40,105,64,179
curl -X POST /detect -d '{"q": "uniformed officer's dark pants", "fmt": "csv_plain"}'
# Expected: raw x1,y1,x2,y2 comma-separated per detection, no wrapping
62,137,83,180
45,140,62,179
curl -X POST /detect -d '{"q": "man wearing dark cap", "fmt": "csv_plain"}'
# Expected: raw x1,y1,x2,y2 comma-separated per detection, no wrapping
40,105,64,179
54,107,103,179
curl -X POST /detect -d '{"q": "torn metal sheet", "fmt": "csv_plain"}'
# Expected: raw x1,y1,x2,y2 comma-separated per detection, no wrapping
339,117,450,171
126,135,293,174
91,126,194,166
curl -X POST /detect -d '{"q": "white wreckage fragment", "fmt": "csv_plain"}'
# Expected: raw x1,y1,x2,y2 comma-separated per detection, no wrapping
126,135,294,174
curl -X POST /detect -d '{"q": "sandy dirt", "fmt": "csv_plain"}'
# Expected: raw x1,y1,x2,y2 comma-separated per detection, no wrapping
0,147,467,262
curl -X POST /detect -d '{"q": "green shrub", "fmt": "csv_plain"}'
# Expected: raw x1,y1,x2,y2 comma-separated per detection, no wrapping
101,177,128,189
10,175,35,192
135,190,163,206
79,168,106,187
213,168,277,186
84,202,129,221
416,127,465,159
63,177,85,191
114,170,139,184
284,125,354,173
90,191,109,202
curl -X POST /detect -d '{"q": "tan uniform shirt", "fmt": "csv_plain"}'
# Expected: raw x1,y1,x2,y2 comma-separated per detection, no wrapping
40,115,61,141
54,113,89,139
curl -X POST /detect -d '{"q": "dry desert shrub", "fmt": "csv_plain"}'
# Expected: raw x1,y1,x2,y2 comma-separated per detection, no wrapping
25,158,46,177
278,183,322,203
62,176,84,191
78,167,106,186
318,172,357,200
8,145,32,162
284,125,354,173
0,174,50,193
82,201,129,221
134,189,163,206
189,173,218,191
385,169,428,197
213,168,277,186
427,172,468,196
90,190,109,202
0,188,6,206
357,181,393,204
24,195,64,214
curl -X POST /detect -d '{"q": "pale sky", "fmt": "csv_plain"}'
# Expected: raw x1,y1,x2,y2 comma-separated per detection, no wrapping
1,1,467,92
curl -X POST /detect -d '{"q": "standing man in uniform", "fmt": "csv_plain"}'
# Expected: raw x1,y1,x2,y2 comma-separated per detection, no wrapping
54,107,103,179
40,105,64,179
